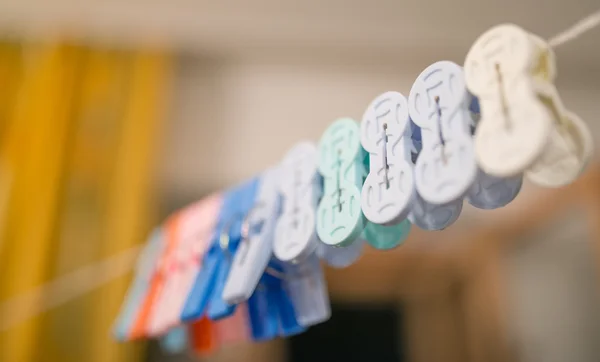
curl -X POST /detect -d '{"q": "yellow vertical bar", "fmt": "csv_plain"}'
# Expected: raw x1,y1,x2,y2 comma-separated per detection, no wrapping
89,50,171,362
35,47,127,362
0,43,81,362
0,42,22,256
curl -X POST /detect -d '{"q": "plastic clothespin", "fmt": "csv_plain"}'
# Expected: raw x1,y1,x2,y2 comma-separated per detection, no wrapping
206,179,261,320
280,254,330,327
129,214,183,339
147,213,185,336
316,239,364,268
464,24,593,187
360,92,413,249
273,142,333,327
189,317,217,356
159,326,189,354
147,194,223,335
406,63,467,231
113,228,165,341
316,118,366,247
246,261,305,341
180,179,259,323
222,167,281,305
218,166,306,339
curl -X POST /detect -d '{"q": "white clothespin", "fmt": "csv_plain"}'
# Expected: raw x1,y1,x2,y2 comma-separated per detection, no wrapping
273,142,333,326
360,91,415,225
406,63,466,230
409,61,477,205
464,24,593,186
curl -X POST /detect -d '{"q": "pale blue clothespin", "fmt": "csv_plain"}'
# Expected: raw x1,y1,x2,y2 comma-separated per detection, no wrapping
113,228,164,341
180,178,259,322
159,326,188,354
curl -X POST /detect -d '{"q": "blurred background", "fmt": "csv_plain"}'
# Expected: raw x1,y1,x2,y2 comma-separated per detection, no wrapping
0,1,599,362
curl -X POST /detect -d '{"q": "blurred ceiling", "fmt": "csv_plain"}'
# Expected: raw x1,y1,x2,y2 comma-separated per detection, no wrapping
0,0,599,72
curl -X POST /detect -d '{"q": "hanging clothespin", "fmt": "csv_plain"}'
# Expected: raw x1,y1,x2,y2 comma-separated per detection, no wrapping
221,167,305,340
360,92,413,249
221,167,281,304
189,317,217,356
180,179,259,322
129,213,184,339
147,194,223,336
315,238,364,268
245,260,305,341
159,326,189,354
273,142,332,327
464,24,593,187
146,213,186,336
406,63,467,230
113,228,165,341
316,118,366,247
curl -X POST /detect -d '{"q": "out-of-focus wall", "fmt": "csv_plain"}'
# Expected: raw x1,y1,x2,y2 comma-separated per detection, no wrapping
506,211,600,362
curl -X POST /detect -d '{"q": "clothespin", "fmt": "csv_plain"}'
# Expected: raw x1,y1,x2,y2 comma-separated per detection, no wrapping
129,214,183,339
146,213,184,336
316,239,364,268
159,326,188,354
360,92,413,249
464,24,593,187
113,228,165,341
221,167,305,339
405,64,467,231
147,194,222,335
245,261,304,341
316,118,366,247
189,317,217,356
180,179,259,322
273,142,332,327
221,167,281,304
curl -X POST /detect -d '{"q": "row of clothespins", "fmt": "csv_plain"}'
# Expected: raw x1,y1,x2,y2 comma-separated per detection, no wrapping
113,23,594,354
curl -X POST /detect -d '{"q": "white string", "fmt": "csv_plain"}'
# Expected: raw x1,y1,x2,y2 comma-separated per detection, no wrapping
0,245,142,332
548,9,600,48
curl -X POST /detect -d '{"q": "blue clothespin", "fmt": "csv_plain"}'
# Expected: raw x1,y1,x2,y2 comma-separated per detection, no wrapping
206,178,259,320
159,326,188,354
113,228,164,341
246,261,305,341
180,178,259,323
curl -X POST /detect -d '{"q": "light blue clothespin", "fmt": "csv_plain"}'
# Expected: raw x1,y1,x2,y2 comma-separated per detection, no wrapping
180,178,259,322
206,178,260,320
246,261,305,341
113,228,164,341
159,326,188,354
